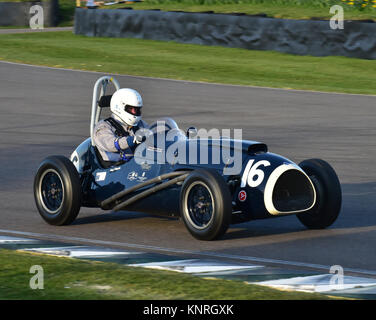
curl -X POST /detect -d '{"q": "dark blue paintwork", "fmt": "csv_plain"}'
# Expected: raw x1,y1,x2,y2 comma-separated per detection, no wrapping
75,125,299,223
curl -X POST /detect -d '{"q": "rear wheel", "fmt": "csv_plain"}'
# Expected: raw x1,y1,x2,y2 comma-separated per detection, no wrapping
34,155,81,226
179,169,232,240
297,159,342,229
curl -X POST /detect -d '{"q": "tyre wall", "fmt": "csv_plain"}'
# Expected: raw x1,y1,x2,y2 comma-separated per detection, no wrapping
0,0,59,27
74,8,376,60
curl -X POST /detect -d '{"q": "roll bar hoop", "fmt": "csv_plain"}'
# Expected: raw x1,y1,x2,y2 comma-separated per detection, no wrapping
90,76,120,146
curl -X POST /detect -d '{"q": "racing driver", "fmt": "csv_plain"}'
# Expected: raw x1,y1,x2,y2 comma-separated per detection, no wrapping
93,88,148,163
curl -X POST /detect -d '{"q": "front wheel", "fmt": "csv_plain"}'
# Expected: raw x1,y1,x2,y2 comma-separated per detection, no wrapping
297,159,342,229
179,169,232,240
34,155,82,226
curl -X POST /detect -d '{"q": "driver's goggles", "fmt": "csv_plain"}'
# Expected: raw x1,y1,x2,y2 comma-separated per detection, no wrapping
125,105,141,116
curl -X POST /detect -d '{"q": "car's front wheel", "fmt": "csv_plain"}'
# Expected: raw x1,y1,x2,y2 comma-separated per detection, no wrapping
179,169,232,240
34,155,81,226
297,158,342,229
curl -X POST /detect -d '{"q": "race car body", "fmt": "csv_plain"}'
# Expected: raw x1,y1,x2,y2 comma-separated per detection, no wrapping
34,76,342,240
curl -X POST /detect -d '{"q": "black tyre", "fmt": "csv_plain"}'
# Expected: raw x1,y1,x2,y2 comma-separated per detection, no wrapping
34,155,81,226
297,159,342,229
179,169,232,240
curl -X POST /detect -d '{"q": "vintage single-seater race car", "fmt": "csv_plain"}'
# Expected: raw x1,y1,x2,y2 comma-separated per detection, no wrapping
33,76,342,240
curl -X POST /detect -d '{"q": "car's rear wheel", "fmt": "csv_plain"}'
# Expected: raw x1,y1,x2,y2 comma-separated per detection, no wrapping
179,169,232,240
34,155,81,226
297,158,342,229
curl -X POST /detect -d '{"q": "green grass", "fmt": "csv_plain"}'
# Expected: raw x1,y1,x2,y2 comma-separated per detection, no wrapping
0,249,331,299
104,0,376,21
0,31,374,95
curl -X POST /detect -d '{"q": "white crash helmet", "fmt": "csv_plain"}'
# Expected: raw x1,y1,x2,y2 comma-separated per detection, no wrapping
110,88,143,126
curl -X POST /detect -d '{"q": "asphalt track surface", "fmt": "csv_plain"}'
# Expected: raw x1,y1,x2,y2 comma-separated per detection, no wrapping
1,61,376,276
0,27,73,34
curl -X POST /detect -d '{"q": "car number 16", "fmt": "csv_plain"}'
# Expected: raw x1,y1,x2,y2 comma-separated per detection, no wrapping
240,160,271,188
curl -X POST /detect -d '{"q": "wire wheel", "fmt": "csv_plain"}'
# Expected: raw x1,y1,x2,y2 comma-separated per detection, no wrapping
38,169,65,214
180,169,232,240
184,181,215,230
34,155,81,226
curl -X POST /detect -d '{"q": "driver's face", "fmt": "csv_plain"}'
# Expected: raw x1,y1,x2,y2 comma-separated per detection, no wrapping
125,105,141,116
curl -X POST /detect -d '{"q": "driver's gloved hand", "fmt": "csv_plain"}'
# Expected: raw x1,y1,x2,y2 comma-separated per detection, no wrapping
117,133,146,152
133,133,146,145
133,128,151,145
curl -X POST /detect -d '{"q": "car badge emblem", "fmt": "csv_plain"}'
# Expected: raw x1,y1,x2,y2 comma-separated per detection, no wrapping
238,190,247,202
127,171,138,181
140,162,151,171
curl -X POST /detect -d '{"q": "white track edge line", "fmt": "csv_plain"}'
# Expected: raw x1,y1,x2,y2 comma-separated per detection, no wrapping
1,229,376,277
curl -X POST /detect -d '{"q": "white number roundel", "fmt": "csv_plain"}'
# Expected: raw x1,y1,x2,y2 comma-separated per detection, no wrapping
241,160,271,188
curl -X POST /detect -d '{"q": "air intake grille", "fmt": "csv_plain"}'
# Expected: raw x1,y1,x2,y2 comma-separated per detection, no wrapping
272,170,315,212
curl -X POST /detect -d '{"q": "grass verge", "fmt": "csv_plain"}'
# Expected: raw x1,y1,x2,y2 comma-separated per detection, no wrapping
0,31,374,95
0,248,331,299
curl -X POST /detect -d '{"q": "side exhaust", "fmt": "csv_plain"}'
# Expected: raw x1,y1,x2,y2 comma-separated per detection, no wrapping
101,171,189,211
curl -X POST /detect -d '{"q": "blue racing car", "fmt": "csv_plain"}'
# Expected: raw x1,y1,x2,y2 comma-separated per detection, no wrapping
33,76,342,240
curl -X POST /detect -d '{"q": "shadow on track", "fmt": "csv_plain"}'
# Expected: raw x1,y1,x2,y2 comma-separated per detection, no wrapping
68,182,376,241
73,211,178,226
